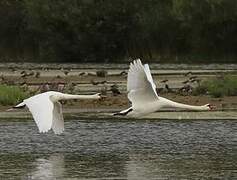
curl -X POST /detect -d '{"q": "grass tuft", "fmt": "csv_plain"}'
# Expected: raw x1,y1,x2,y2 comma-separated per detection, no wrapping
0,85,29,106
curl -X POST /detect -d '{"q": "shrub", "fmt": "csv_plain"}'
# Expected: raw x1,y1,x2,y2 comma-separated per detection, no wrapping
193,75,237,98
0,85,29,105
192,85,208,96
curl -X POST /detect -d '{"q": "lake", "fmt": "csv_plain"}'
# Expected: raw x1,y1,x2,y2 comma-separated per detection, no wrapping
0,119,236,179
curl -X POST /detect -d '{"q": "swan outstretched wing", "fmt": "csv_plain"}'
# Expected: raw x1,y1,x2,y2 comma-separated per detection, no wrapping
24,93,54,133
52,102,64,134
127,59,158,106
144,63,158,97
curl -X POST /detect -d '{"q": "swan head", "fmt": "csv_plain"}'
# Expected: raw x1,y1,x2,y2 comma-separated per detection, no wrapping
94,93,106,100
203,104,215,110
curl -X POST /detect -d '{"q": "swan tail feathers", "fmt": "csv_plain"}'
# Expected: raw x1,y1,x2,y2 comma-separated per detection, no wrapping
113,108,133,116
14,101,26,109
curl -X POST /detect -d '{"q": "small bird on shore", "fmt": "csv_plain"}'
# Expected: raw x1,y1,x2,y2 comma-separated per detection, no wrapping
9,67,16,72
91,80,107,85
160,79,168,83
179,84,193,94
20,70,26,75
182,80,190,84
0,75,5,82
114,59,214,117
79,72,86,76
164,84,173,93
184,71,192,76
28,71,35,77
64,70,70,76
21,73,27,78
100,85,108,96
35,71,41,78
9,91,103,134
120,71,127,76
110,84,121,96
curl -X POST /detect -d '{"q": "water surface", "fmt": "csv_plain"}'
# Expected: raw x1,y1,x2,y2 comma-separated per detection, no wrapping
0,119,236,179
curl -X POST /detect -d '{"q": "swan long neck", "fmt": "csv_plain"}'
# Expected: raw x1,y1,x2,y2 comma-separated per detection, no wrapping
160,97,207,111
59,93,99,100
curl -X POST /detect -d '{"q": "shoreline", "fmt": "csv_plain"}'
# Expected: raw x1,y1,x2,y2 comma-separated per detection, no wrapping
0,63,237,120
1,108,237,120
1,93,237,120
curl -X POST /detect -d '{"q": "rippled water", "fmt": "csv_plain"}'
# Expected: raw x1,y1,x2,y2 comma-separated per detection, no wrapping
0,119,236,179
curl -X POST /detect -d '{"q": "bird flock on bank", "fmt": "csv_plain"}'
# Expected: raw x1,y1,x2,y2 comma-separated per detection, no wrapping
7,59,213,134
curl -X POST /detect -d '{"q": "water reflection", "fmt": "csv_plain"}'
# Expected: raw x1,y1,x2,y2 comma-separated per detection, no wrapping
0,152,235,179
126,152,235,179
28,154,65,180
0,119,236,179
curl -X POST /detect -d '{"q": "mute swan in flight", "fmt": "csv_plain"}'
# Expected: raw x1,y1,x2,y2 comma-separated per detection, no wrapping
11,91,102,134
114,59,213,117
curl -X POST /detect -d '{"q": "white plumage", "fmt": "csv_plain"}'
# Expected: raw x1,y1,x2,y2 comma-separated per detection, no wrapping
13,91,101,134
115,59,213,117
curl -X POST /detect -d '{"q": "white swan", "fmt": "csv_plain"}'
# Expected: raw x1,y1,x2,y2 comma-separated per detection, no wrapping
114,59,213,117
11,91,102,134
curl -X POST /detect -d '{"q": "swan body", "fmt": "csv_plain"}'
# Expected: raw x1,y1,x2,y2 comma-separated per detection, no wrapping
114,59,212,117
13,91,101,134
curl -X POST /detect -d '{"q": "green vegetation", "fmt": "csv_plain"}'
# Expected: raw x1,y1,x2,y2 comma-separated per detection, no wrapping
193,75,237,98
1,0,237,63
0,85,29,106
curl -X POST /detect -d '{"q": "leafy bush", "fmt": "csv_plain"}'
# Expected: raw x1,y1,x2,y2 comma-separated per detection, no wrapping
192,85,208,96
0,85,29,105
193,75,237,97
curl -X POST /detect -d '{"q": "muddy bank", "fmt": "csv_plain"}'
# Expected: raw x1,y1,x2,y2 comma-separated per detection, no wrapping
1,93,237,120
1,93,237,111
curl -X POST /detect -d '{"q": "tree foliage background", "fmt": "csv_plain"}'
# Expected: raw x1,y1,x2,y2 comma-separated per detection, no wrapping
0,0,237,63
